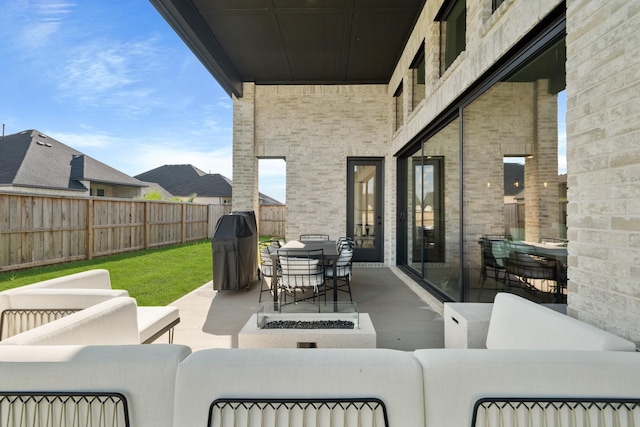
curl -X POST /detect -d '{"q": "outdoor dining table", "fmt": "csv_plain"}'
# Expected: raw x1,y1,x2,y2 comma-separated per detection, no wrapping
272,240,341,311
519,241,568,301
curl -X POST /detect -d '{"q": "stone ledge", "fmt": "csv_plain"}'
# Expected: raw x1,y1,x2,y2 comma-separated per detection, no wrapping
238,313,376,348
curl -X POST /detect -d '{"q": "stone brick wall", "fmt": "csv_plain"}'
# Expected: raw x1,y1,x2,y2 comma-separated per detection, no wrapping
247,85,391,258
229,0,640,347
566,0,640,344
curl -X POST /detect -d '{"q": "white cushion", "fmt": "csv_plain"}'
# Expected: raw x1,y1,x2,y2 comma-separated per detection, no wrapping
486,293,636,351
0,344,191,427
414,348,640,427
3,269,113,294
137,305,180,343
174,348,425,427
6,288,129,310
280,257,323,289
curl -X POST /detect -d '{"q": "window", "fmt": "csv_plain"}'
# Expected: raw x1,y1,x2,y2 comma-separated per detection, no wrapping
96,188,105,197
436,0,466,75
397,7,566,303
410,45,426,110
394,83,404,131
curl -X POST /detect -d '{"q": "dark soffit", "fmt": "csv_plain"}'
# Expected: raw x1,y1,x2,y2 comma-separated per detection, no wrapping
150,0,426,98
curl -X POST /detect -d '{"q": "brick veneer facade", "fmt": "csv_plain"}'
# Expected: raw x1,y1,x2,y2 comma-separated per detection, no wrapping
231,0,640,345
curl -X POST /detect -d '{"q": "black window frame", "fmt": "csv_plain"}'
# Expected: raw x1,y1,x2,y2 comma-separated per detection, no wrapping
410,43,426,110
435,0,467,75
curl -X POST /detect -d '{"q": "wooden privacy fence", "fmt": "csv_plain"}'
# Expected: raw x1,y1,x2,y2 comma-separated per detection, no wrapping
259,205,285,237
0,193,285,272
0,193,213,272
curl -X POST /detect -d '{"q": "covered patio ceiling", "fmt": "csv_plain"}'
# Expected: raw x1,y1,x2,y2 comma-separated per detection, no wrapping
149,0,426,98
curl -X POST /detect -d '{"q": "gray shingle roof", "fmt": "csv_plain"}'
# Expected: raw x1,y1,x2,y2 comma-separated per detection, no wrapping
0,130,145,191
135,164,283,205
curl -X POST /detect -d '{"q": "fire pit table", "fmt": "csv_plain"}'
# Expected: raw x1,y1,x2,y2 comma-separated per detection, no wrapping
238,302,376,348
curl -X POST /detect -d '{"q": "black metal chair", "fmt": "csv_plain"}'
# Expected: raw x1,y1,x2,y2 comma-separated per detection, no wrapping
504,250,558,295
477,235,509,300
299,234,330,241
337,236,354,251
278,248,326,308
479,235,509,281
325,245,354,302
258,241,280,302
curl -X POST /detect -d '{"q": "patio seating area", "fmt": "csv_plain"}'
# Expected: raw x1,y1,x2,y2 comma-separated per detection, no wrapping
170,265,445,351
0,285,638,427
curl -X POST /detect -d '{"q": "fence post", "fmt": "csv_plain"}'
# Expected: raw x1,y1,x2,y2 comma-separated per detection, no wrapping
87,198,94,260
181,203,187,244
144,201,150,249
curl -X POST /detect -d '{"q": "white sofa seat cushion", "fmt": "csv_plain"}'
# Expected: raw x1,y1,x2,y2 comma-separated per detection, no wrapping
414,349,640,427
279,257,323,290
0,344,191,427
137,305,180,344
173,348,425,426
0,297,140,345
486,293,636,351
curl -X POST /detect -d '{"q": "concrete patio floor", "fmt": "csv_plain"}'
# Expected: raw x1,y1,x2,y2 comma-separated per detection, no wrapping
166,266,445,351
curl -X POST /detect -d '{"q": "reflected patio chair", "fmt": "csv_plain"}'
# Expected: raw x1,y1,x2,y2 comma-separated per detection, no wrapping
299,234,330,241
477,235,509,301
278,248,326,308
325,246,354,302
504,250,558,295
258,241,280,303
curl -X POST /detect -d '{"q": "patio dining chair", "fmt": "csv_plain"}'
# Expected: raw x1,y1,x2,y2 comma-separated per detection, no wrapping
476,235,509,300
278,248,326,308
299,234,330,241
337,236,355,251
325,246,354,302
258,241,280,302
503,250,558,296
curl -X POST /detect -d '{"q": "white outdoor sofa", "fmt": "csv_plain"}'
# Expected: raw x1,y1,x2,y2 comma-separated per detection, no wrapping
0,283,638,427
0,269,179,344
0,344,638,427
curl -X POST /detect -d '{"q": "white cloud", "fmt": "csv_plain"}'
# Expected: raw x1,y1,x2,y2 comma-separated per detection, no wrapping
9,1,75,49
125,144,233,177
56,38,164,115
48,130,115,149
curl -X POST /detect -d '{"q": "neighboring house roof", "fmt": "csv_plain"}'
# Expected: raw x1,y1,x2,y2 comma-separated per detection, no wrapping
135,164,283,205
0,129,146,192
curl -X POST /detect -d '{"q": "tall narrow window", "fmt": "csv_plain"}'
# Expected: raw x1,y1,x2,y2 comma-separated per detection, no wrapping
436,0,466,75
394,83,404,131
411,44,426,110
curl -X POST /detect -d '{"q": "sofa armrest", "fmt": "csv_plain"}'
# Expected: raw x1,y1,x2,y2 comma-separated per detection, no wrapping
486,293,636,351
137,306,180,344
0,297,140,345
3,269,113,294
0,289,130,340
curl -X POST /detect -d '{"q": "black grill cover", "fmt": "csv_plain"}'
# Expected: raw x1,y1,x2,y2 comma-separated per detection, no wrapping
211,211,258,291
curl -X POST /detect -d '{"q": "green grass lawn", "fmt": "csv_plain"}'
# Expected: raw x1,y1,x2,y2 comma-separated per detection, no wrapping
0,240,214,306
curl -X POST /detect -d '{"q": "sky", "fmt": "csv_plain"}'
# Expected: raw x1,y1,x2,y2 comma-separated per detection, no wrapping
0,0,286,203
